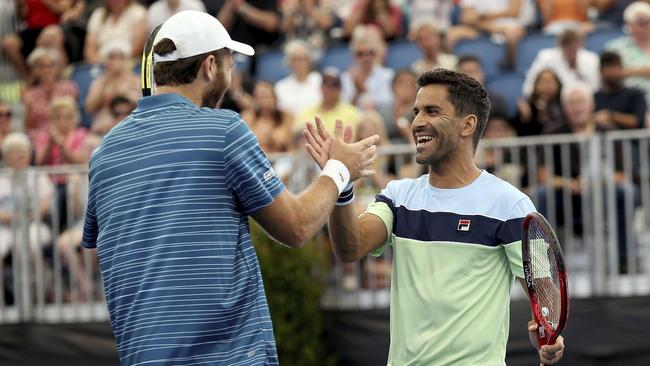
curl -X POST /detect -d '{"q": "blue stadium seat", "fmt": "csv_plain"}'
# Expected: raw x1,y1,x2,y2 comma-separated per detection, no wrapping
516,33,556,75
453,37,506,79
318,45,353,72
486,72,525,118
586,28,625,54
385,40,422,70
255,50,290,83
70,63,104,128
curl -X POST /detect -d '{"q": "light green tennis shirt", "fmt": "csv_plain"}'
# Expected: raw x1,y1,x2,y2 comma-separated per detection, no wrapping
367,171,536,365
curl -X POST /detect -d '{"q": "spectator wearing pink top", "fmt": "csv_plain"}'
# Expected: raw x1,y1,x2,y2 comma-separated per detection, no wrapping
35,96,87,167
23,47,78,139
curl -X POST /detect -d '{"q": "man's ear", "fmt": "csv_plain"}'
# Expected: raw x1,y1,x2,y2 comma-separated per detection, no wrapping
461,114,478,138
201,55,215,81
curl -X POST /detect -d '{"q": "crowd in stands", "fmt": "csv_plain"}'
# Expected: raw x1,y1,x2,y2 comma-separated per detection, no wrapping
0,0,649,292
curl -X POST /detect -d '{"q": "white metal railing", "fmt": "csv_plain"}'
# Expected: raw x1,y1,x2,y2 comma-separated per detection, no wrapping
2,130,649,321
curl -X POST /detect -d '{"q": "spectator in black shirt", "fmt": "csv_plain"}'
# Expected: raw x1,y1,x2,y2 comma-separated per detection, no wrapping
218,0,280,50
594,51,647,129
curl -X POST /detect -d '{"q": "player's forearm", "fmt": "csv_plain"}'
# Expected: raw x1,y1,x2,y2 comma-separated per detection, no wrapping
328,205,364,262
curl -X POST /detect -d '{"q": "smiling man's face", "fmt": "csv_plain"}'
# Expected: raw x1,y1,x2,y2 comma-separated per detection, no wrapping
411,84,462,168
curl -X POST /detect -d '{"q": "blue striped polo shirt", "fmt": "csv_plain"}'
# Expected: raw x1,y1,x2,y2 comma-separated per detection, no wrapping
82,93,285,365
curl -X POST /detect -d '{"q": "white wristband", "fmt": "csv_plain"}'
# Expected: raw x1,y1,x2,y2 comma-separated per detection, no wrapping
320,159,351,195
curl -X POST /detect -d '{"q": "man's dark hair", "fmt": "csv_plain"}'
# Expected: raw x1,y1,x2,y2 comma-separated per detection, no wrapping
457,55,482,68
153,39,226,86
416,68,491,150
600,51,622,68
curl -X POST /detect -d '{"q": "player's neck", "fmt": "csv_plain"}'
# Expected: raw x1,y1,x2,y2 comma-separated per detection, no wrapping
428,155,482,189
156,84,204,107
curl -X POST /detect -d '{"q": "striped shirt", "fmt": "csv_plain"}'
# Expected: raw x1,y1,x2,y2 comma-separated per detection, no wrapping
82,93,285,365
367,171,536,365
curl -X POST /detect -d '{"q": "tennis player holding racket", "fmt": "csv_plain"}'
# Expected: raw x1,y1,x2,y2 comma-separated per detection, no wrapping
305,69,565,365
82,10,378,365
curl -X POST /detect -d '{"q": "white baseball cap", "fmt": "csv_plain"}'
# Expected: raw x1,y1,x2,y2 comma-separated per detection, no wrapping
153,10,254,62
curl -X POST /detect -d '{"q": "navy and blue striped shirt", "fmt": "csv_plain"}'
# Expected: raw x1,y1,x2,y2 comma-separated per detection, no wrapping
82,94,285,365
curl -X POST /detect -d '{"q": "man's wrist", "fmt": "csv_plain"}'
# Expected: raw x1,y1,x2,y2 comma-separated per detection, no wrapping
320,159,351,195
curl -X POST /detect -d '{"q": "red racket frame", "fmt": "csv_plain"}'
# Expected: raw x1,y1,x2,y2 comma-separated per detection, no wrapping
522,212,569,348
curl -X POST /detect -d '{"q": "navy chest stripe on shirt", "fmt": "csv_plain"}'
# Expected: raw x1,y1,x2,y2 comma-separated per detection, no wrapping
375,194,525,246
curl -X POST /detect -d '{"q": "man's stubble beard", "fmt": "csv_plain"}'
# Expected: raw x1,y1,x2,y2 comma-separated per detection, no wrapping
201,71,230,108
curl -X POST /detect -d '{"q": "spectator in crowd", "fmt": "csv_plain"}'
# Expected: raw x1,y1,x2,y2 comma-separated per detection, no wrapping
274,40,322,116
23,47,78,140
409,20,458,76
341,25,394,110
280,0,339,50
0,132,54,261
298,67,360,136
457,55,509,120
241,81,294,154
478,114,521,186
406,0,454,34
592,0,635,26
595,51,647,129
523,29,600,97
354,110,392,195
83,0,147,64
89,95,136,136
84,40,140,129
539,82,638,272
0,101,14,160
1,0,72,79
446,0,531,70
515,69,566,136
379,69,417,143
147,0,206,32
606,1,650,110
218,0,280,49
35,96,88,167
538,0,594,35
344,0,403,40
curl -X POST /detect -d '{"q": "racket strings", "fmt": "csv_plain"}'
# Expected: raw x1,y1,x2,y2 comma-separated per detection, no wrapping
529,221,561,328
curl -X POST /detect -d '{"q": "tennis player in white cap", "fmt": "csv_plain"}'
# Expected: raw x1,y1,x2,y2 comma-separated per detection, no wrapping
82,10,378,365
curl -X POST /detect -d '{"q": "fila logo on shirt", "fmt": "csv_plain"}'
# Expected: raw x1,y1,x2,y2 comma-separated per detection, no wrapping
457,219,471,232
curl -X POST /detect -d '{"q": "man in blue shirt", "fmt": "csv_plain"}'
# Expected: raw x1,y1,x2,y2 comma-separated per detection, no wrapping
82,10,378,365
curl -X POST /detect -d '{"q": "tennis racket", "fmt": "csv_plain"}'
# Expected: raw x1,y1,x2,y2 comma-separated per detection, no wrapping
141,24,163,97
522,212,569,352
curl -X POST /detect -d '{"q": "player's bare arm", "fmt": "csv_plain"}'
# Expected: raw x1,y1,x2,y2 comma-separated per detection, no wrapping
303,117,387,261
253,118,379,248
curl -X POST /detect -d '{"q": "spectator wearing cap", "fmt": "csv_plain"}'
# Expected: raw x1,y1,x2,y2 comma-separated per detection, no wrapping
523,29,600,98
147,0,206,32
298,68,360,136
341,25,393,110
84,39,140,129
409,20,457,76
594,51,647,129
83,0,147,64
23,47,79,140
274,40,322,116
606,1,650,109
218,0,280,49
